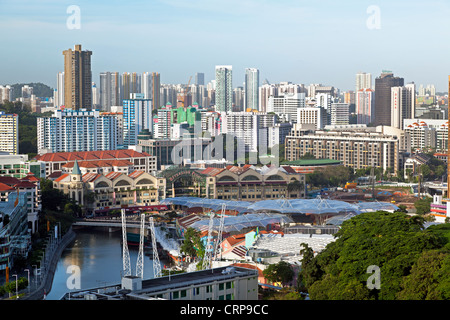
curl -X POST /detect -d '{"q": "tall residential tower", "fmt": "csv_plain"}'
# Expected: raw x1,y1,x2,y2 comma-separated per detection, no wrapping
62,44,92,110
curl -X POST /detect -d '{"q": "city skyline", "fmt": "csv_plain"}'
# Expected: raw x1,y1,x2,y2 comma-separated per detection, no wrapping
1,0,450,92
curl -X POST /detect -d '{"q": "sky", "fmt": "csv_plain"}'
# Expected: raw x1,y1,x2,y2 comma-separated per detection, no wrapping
1,0,450,92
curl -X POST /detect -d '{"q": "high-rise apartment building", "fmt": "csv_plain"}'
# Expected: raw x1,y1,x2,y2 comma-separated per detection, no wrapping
122,93,152,147
391,84,415,129
63,44,92,110
267,92,305,123
99,71,121,111
54,72,65,107
143,72,161,110
244,68,259,111
222,111,275,153
356,72,372,91
285,126,410,174
374,71,404,126
0,85,13,103
0,111,18,155
215,65,233,112
356,89,374,125
121,72,141,101
259,83,278,113
37,109,118,154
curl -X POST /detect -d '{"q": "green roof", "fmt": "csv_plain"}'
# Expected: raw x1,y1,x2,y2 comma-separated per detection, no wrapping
72,159,81,175
282,159,342,166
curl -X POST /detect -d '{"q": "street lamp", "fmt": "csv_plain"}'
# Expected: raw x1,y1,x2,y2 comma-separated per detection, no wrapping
24,269,30,293
12,274,18,299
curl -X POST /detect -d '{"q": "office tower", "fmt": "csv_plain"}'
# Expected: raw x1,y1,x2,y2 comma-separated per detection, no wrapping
195,72,205,86
37,109,119,154
99,71,121,111
356,72,372,91
63,44,92,110
0,111,18,154
215,65,233,112
122,93,152,147
54,72,65,107
121,72,141,101
330,103,350,125
244,68,259,111
391,84,415,129
356,89,374,125
297,107,327,129
374,71,404,126
268,92,305,123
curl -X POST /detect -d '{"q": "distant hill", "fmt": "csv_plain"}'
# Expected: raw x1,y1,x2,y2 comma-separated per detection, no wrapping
9,82,54,99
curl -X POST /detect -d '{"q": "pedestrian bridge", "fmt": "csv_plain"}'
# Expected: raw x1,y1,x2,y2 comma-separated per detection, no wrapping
73,218,151,229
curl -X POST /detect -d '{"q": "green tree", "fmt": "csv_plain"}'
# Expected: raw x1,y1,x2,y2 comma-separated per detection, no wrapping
180,227,203,259
303,211,443,300
397,249,450,300
262,261,294,287
414,197,432,215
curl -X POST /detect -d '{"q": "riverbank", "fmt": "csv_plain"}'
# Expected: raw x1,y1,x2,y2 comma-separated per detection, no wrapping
22,228,76,300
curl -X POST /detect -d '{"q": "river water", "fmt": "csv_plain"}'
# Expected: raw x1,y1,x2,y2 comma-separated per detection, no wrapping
46,228,161,300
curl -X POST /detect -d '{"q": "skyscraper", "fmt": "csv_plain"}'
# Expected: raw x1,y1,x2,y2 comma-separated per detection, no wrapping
143,72,161,110
122,93,152,148
63,44,92,110
195,72,205,86
151,72,160,111
215,65,233,112
54,72,65,108
391,84,415,129
0,111,18,155
99,71,121,111
244,68,259,111
121,72,141,101
374,71,404,126
356,89,374,125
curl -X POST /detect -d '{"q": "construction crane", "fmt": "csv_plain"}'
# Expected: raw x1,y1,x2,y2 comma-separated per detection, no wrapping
135,214,145,279
121,209,131,277
202,212,215,270
149,216,162,278
213,204,226,262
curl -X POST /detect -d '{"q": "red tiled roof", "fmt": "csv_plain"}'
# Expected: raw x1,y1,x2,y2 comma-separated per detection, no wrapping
82,173,102,183
33,149,150,162
0,182,14,192
0,176,21,186
14,181,37,189
54,173,69,182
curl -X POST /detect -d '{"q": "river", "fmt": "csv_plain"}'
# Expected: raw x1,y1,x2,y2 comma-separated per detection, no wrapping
46,228,162,300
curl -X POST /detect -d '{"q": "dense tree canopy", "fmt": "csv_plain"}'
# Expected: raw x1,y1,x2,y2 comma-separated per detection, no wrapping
299,211,450,300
